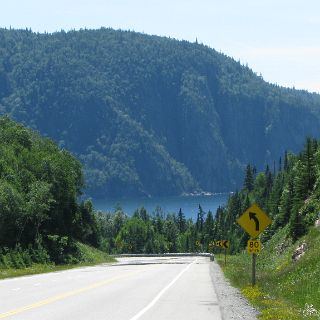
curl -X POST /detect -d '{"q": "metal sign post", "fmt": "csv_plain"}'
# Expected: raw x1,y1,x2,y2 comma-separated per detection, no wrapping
252,253,256,286
237,203,272,287
247,239,261,286
215,240,230,266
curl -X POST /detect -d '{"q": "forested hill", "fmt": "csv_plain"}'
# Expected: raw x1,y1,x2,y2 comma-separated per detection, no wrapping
1,28,320,198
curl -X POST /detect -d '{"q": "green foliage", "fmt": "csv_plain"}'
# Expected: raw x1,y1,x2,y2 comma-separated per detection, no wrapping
211,138,320,318
116,218,149,253
211,137,320,251
1,28,320,197
244,164,255,192
97,203,219,255
0,117,103,265
0,242,115,279
0,245,49,269
217,227,320,320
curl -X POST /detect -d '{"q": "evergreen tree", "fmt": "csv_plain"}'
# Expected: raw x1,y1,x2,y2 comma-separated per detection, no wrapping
303,138,317,192
204,210,214,248
284,150,289,172
279,157,282,172
288,210,306,241
177,208,186,233
244,164,254,192
278,172,294,227
196,204,205,233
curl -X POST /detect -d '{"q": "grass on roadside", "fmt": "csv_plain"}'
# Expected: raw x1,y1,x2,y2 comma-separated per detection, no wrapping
0,243,115,280
216,226,320,319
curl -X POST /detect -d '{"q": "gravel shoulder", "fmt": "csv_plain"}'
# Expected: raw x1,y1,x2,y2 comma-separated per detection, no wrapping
210,261,259,320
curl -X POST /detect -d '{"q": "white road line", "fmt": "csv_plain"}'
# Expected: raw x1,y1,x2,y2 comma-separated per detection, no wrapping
12,288,21,291
129,258,197,320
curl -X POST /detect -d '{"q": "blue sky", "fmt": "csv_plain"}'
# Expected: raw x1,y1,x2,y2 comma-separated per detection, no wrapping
1,0,319,93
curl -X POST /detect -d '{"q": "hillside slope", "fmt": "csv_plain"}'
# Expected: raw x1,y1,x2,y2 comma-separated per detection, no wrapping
211,138,320,318
219,226,320,319
0,116,102,264
1,28,320,197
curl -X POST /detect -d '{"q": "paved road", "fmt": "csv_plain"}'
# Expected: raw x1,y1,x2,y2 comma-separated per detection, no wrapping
0,256,222,320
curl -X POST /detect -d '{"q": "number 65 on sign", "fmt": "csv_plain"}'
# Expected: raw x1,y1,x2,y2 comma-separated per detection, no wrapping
247,240,261,254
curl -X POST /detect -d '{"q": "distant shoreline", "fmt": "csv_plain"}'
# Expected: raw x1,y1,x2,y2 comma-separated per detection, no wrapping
181,191,233,197
91,193,229,219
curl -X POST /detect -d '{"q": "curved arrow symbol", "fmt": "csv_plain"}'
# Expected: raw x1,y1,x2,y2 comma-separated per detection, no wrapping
249,212,260,231
223,240,229,249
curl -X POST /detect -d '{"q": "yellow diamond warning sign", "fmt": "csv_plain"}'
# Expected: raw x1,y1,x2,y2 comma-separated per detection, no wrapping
237,204,272,238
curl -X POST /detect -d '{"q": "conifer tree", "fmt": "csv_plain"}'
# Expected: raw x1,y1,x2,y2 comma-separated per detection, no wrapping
177,208,186,233
196,204,205,232
244,164,254,192
284,150,289,172
204,210,214,237
279,172,294,227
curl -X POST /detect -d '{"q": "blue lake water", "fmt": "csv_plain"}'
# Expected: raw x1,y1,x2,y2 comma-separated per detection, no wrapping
92,193,230,220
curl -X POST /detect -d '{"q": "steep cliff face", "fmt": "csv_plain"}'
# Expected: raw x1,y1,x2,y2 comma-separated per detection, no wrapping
1,28,320,197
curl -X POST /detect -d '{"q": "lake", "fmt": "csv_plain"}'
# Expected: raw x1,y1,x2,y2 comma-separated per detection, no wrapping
92,193,230,220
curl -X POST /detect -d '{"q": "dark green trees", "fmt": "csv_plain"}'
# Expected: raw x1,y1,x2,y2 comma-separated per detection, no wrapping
1,28,320,198
244,165,255,192
211,138,320,250
178,208,186,233
0,117,101,263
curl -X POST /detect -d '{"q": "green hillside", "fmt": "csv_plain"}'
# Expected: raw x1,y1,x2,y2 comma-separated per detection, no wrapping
213,138,320,318
219,226,320,319
0,116,102,265
1,28,320,197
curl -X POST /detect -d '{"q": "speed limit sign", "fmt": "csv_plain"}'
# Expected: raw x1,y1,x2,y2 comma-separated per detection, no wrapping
247,240,261,254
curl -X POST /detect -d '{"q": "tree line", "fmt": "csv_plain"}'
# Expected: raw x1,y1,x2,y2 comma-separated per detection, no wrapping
1,116,319,268
0,117,217,267
211,137,320,253
1,27,320,198
96,205,217,254
99,137,320,254
0,117,99,266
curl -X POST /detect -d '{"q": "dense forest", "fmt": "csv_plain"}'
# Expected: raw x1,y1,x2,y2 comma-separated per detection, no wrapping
0,117,222,266
99,137,320,255
212,138,320,253
1,118,319,268
0,117,100,265
0,117,216,265
1,28,320,197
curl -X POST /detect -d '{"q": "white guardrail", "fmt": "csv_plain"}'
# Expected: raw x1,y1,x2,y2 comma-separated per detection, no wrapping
112,253,214,261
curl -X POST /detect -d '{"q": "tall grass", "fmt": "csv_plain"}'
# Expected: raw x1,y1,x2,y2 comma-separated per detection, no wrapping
217,226,320,319
0,243,115,280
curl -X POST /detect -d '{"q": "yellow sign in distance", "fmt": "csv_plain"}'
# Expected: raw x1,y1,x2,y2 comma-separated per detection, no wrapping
208,241,215,248
247,239,261,254
215,240,230,249
237,203,272,238
196,240,201,246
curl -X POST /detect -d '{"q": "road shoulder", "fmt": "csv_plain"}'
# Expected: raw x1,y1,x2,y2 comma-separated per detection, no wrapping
210,262,259,320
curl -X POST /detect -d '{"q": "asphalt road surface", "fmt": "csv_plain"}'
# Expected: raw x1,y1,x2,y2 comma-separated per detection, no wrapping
0,256,223,320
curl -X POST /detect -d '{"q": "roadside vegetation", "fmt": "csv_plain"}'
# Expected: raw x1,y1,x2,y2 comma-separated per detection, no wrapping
0,116,217,278
214,137,320,319
0,117,114,279
217,226,320,319
0,242,115,279
2,114,320,320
